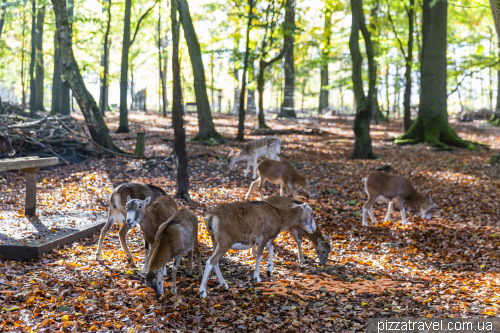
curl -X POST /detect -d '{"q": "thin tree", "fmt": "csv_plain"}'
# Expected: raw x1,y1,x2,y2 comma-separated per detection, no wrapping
395,0,476,149
349,0,376,159
318,2,331,114
117,0,159,133
35,5,45,112
99,0,112,116
29,0,36,116
278,0,296,118
171,0,189,201
256,0,284,129
178,0,221,142
157,2,168,117
387,0,414,131
52,0,121,152
236,0,255,141
0,0,6,111
488,0,500,121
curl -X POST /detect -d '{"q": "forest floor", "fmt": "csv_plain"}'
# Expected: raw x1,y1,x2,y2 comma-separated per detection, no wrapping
1,112,500,332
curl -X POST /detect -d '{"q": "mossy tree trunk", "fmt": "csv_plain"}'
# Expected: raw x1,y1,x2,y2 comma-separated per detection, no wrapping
395,0,476,150
349,0,376,159
178,0,221,142
171,0,190,201
52,0,120,151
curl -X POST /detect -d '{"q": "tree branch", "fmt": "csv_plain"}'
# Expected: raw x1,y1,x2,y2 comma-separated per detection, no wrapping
130,0,159,46
386,0,407,59
447,60,500,97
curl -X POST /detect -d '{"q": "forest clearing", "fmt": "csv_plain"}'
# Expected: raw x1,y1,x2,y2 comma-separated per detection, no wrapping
0,113,500,332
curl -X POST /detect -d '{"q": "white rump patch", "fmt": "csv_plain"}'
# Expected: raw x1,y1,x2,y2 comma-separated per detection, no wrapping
231,243,253,250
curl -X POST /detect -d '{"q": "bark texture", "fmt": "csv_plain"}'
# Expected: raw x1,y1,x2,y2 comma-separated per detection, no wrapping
52,0,119,151
178,0,221,141
236,0,254,141
403,0,414,131
171,0,190,201
278,0,296,118
117,0,132,133
349,0,376,159
395,0,476,150
35,6,45,112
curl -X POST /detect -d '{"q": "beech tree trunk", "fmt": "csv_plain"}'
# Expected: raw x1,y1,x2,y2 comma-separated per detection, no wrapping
171,0,189,201
258,50,284,129
158,3,168,117
395,0,475,149
318,6,331,114
233,69,239,113
29,0,36,116
278,0,296,118
51,0,72,116
236,0,254,141
52,0,120,151
178,0,220,141
35,6,45,112
117,0,132,133
349,0,376,159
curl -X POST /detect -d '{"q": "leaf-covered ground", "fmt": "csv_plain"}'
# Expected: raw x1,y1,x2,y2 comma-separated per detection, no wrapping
1,113,500,332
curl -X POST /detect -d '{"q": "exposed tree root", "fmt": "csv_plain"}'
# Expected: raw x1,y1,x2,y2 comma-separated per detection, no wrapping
192,131,225,145
394,115,480,151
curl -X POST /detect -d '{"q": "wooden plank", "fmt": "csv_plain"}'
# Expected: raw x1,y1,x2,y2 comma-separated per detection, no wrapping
0,157,58,172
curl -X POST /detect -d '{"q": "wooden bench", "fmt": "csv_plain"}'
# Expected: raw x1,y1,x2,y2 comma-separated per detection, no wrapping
0,157,58,217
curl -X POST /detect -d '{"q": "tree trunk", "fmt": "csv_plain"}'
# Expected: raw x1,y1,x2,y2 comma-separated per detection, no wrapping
158,2,168,117
52,0,120,151
496,63,500,117
489,0,500,46
60,0,72,115
278,0,296,118
99,0,111,116
0,0,6,38
395,0,475,150
233,69,239,114
257,63,268,128
50,30,62,115
171,0,189,201
349,0,376,159
178,0,220,141
236,0,254,141
319,6,331,114
21,10,27,108
403,0,414,131
35,6,45,112
29,0,36,116
117,0,132,133
257,50,283,129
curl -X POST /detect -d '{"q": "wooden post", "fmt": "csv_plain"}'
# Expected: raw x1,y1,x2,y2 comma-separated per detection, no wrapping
21,167,39,217
134,132,146,157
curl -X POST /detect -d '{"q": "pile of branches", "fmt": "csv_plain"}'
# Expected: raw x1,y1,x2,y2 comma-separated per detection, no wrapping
0,103,100,164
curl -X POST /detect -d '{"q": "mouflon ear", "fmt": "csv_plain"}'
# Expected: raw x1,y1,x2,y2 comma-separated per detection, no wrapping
144,196,152,205
228,148,235,157
126,195,132,203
